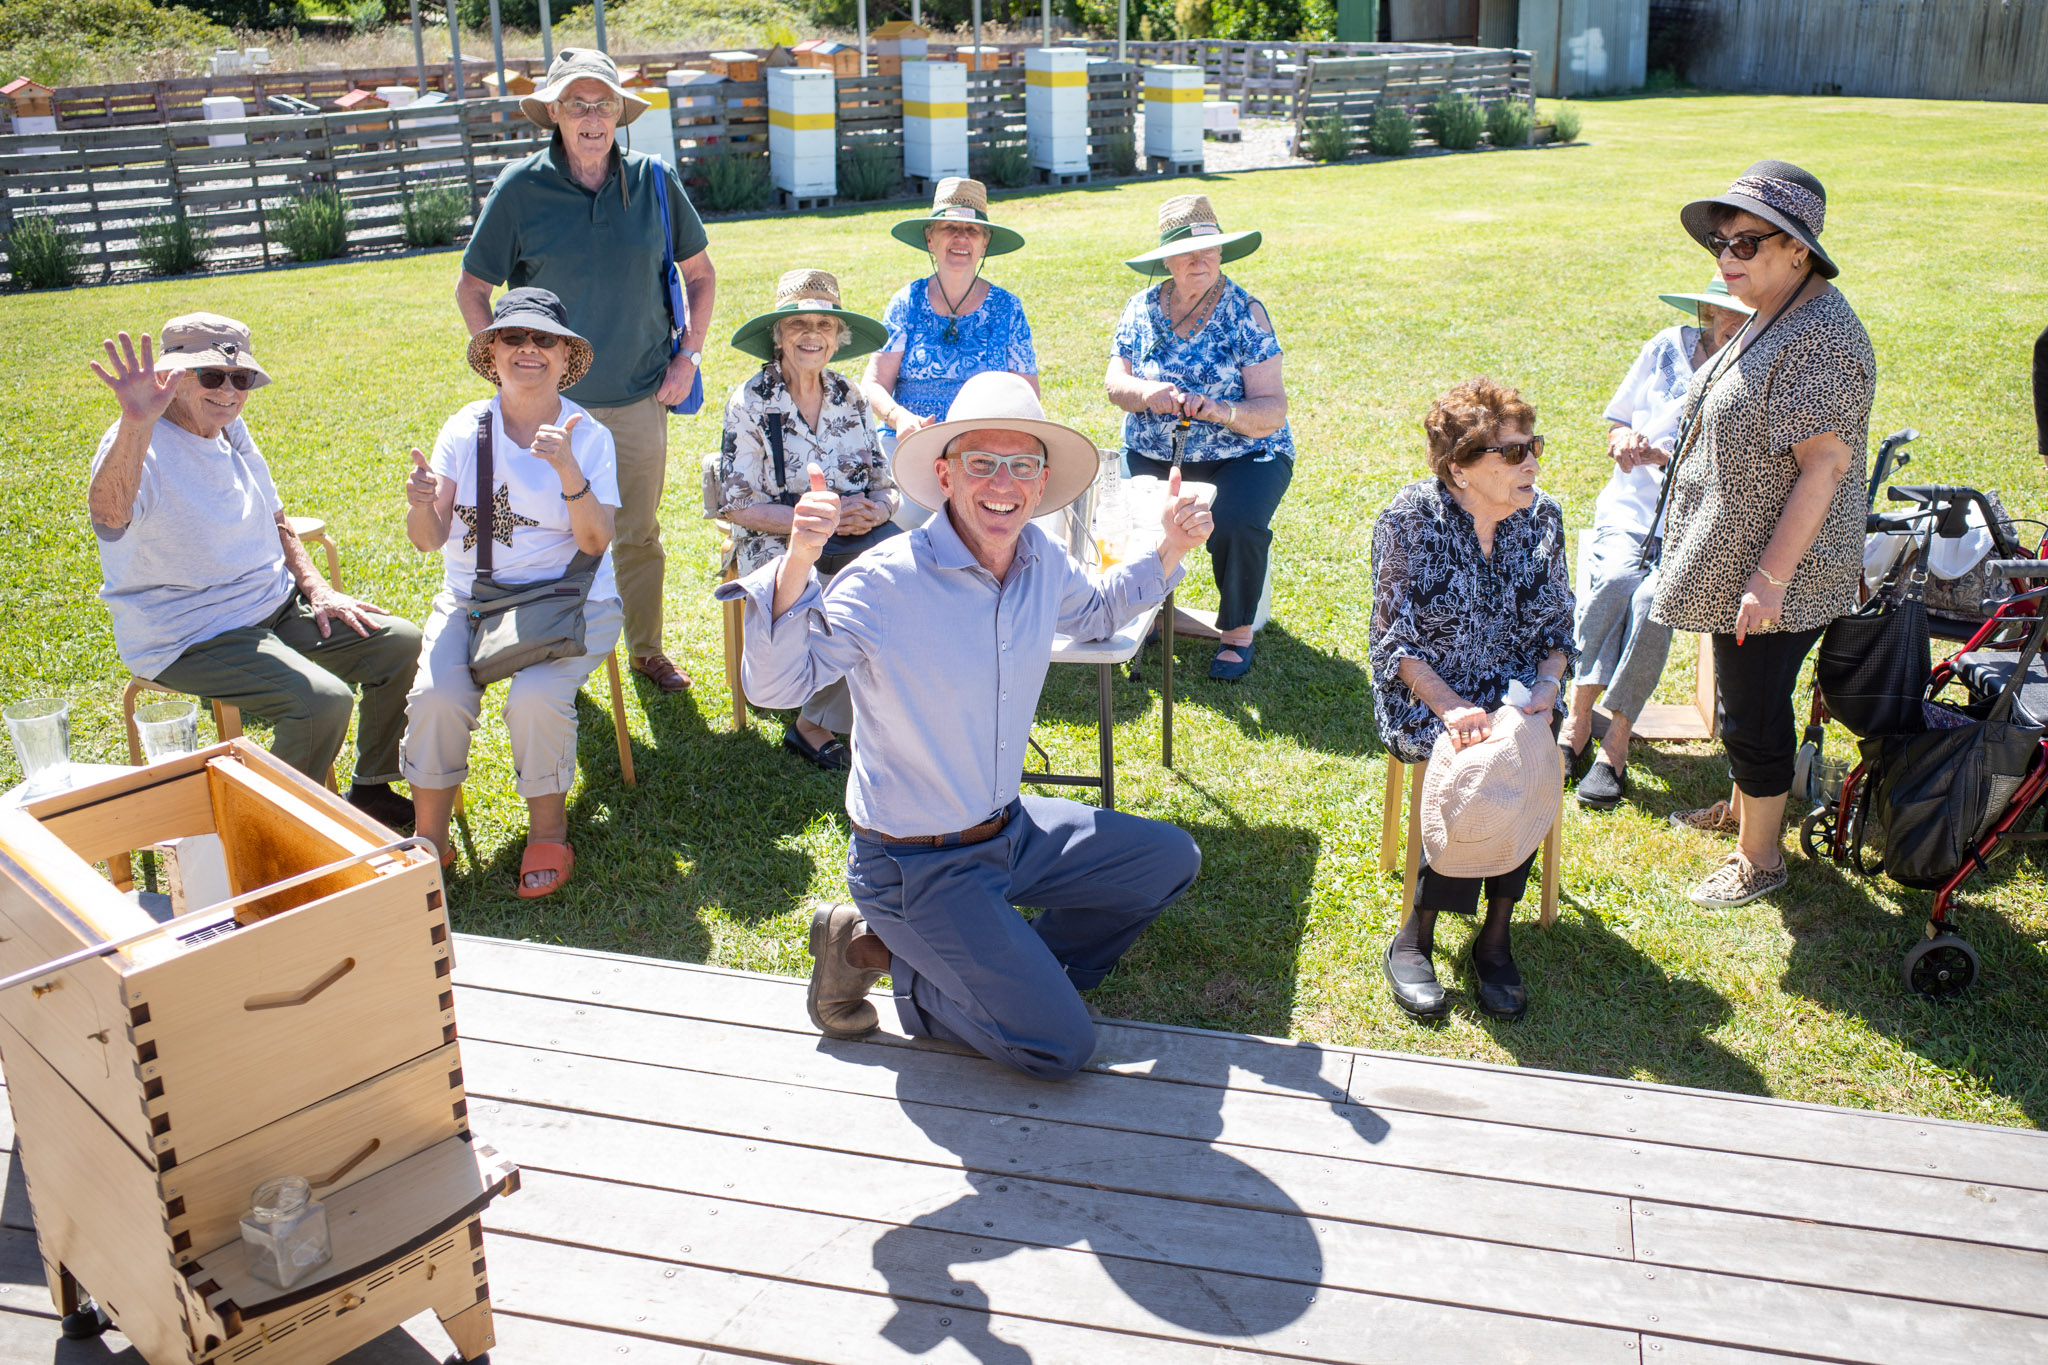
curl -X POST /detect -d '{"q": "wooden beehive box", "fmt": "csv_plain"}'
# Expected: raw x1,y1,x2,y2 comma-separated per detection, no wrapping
0,76,55,119
479,69,536,96
709,50,763,81
332,88,386,112
794,38,861,79
870,19,930,76
0,740,516,1365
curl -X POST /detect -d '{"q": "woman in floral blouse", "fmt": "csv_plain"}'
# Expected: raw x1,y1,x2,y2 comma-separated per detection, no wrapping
720,269,896,771
1369,378,1574,1020
1106,194,1293,680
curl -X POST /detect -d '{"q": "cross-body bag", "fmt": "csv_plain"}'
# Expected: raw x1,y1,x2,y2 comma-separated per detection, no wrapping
464,408,601,686
650,166,706,417
762,410,900,574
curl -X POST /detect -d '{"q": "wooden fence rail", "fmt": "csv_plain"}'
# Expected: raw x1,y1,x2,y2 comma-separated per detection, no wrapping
1292,48,1533,150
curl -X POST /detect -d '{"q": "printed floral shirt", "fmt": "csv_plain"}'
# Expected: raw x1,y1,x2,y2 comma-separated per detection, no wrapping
1112,278,1296,464
880,280,1037,432
718,364,896,575
1370,478,1577,763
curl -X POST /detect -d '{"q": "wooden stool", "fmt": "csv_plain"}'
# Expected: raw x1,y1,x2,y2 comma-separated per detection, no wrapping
1379,751,1564,928
721,557,747,732
287,514,342,588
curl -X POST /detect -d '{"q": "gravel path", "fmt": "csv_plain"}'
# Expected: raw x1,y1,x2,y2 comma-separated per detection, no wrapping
1131,112,1311,176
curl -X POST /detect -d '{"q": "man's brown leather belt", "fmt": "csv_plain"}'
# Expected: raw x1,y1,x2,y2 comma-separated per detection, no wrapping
850,808,1011,848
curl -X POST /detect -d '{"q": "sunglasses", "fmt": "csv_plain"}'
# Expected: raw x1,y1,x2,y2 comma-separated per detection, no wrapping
194,368,256,391
492,330,561,350
1707,229,1784,260
950,451,1047,481
1476,435,1545,464
560,97,622,119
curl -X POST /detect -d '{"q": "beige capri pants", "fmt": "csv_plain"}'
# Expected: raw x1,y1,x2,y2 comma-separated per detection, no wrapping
401,592,625,798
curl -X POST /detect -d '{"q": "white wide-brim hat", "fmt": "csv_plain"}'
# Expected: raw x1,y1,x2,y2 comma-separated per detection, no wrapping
892,372,1099,516
520,48,651,128
1420,706,1562,878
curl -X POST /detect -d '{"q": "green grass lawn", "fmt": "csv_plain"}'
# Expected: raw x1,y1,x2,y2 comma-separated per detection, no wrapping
5,93,2046,1128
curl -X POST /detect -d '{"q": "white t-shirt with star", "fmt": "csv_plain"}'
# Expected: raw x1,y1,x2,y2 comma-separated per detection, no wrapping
430,395,620,602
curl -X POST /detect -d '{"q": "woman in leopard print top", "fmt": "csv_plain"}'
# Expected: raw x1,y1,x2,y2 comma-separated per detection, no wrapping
1651,161,1874,910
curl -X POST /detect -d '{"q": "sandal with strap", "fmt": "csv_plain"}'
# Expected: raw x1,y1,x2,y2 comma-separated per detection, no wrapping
632,653,691,693
516,839,575,899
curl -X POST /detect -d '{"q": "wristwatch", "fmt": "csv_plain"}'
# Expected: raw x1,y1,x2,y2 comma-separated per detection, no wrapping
680,347,703,367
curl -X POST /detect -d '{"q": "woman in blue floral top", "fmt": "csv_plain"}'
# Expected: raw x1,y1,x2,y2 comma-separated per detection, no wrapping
1106,195,1293,679
860,178,1038,527
1369,378,1574,1021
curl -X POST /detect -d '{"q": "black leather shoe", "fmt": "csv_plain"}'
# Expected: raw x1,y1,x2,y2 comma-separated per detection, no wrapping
1471,946,1528,1020
1577,758,1627,810
1383,938,1450,1018
1558,736,1593,784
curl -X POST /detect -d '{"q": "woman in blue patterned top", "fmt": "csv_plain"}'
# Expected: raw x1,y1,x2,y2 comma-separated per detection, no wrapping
860,178,1038,526
1105,195,1293,680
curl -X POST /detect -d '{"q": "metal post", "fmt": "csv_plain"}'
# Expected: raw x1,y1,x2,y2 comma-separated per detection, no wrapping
912,0,920,21
538,0,553,66
857,0,869,66
593,0,607,53
410,0,427,92
1042,0,1051,47
448,0,465,100
488,0,507,94
972,0,982,59
1117,0,1127,62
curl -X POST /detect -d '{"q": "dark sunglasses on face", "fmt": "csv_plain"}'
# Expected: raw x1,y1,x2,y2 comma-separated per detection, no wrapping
492,330,561,350
193,368,255,390
1477,435,1545,464
1707,229,1784,260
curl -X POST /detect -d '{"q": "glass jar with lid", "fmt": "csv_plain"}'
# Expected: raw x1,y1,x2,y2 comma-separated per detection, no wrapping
240,1175,332,1289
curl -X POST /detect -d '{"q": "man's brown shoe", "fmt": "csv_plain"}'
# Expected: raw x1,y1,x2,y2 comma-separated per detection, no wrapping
807,903,886,1038
632,653,691,693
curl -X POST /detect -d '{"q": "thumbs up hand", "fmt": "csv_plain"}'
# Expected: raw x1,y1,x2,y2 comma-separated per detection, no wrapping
405,447,439,506
532,411,583,480
1158,464,1214,564
788,462,841,566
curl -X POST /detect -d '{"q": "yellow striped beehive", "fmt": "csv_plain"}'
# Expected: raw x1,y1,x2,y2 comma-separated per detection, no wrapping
904,58,968,182
768,65,836,197
1143,62,1204,163
1025,47,1089,174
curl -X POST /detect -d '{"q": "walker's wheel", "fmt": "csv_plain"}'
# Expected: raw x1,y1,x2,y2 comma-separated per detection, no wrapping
1799,808,1834,862
1903,934,1980,999
444,1353,489,1365
60,1304,110,1340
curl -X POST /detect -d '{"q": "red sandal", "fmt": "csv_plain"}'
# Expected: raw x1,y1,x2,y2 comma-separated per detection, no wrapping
516,839,575,899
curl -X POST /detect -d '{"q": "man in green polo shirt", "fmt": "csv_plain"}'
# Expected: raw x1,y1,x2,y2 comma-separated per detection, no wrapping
458,48,717,695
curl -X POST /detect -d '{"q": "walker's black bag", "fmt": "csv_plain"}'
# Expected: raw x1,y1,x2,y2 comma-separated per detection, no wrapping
464,410,600,686
1818,561,1931,739
1861,619,2045,890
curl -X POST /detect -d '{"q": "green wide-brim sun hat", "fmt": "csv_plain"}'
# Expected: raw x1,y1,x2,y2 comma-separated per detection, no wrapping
729,302,890,364
1657,276,1755,321
1124,228,1262,276
891,176,1025,256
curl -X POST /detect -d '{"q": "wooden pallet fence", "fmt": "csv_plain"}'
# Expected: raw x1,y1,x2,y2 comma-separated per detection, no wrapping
1292,48,1533,151
666,79,770,186
964,66,1029,176
835,73,905,160
1086,62,1139,176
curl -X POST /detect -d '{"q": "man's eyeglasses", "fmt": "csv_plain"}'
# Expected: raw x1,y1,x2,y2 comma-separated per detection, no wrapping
950,451,1047,481
559,97,622,120
194,368,256,391
1707,229,1784,260
492,330,561,350
1476,435,1545,464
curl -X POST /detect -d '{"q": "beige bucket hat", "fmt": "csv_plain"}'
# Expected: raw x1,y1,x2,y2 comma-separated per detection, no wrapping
1124,193,1262,276
520,49,651,129
155,312,271,388
891,177,1026,255
729,269,889,363
892,372,1098,515
1420,706,1562,878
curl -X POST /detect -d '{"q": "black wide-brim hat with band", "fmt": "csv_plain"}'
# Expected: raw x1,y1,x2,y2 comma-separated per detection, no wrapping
729,268,890,363
1680,159,1838,280
890,177,1026,256
467,287,594,391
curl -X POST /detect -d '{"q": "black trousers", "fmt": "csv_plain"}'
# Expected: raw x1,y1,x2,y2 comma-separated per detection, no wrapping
1711,625,1826,798
1416,850,1538,917
1125,449,1293,631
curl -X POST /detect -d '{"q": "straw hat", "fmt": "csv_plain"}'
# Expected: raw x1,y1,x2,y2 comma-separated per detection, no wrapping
892,372,1099,515
1679,159,1837,279
520,49,651,129
467,287,594,391
1124,194,1262,276
1658,272,1756,322
1420,706,1562,878
891,177,1026,255
156,313,270,388
728,269,890,364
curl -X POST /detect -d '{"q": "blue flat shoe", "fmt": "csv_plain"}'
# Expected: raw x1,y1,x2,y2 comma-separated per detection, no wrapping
1208,642,1254,681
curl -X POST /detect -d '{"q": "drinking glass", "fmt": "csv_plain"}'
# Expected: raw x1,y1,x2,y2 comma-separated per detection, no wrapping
134,700,200,761
241,1176,332,1290
4,697,71,786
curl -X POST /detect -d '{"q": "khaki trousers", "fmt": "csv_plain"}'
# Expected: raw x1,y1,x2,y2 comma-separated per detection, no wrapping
583,393,670,660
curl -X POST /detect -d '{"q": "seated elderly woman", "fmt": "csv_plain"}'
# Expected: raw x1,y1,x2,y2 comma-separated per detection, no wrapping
861,178,1037,528
1105,194,1293,680
719,269,896,770
1563,275,1752,810
1369,378,1574,1020
401,288,621,898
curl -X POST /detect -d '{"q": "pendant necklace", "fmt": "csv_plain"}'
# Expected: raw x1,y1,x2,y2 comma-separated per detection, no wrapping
930,261,982,344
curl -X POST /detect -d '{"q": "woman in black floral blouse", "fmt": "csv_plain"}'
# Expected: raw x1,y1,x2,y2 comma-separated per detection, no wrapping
1369,378,1574,1020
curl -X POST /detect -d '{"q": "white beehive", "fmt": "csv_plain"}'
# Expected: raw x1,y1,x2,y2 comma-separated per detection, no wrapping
903,58,967,182
1143,63,1204,163
1024,47,1089,174
768,66,836,197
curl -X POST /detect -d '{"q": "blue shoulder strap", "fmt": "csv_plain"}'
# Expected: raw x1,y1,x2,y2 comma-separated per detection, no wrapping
649,165,704,415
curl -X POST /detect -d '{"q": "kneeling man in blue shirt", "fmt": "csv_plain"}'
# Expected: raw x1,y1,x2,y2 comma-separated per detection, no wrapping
717,372,1213,1080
